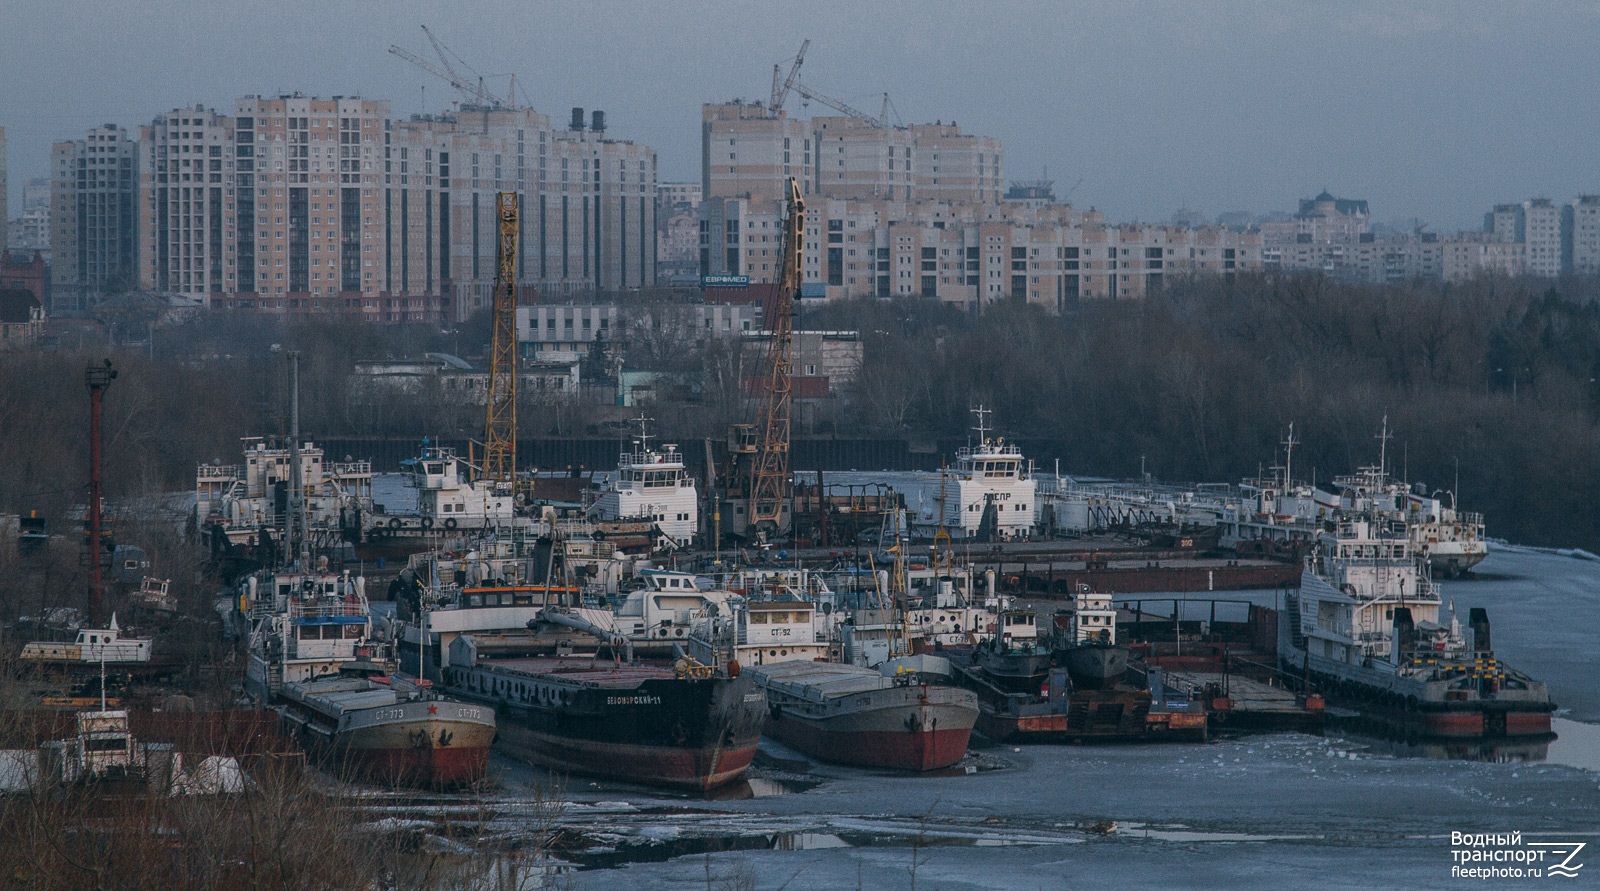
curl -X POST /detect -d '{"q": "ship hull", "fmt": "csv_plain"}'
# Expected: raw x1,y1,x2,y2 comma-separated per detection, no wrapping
443,660,766,791
1057,645,1129,690
1427,549,1487,579
493,725,757,791
1281,636,1553,739
282,706,495,789
764,693,978,772
972,650,1053,693
331,718,494,787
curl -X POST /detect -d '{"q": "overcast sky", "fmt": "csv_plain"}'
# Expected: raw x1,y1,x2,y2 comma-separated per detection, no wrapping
3,1,1596,230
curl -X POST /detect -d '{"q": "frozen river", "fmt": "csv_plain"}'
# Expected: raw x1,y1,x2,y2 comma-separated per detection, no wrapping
349,543,1600,889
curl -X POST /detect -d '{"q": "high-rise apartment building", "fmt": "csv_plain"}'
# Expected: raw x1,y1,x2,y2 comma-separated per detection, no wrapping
138,106,234,298
1521,198,1563,278
51,124,138,311
703,191,1258,311
811,115,916,200
657,181,702,282
702,102,1002,207
230,95,389,313
408,106,657,318
1484,204,1521,243
907,122,1003,205
702,101,814,200
1569,195,1600,275
12,178,52,254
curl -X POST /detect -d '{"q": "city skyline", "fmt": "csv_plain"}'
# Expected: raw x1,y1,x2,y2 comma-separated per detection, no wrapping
4,1,1599,231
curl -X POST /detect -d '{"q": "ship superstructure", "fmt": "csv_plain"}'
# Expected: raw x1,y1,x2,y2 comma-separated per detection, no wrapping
241,566,376,700
589,417,699,550
402,445,518,530
1283,509,1552,738
197,437,372,547
924,406,1034,540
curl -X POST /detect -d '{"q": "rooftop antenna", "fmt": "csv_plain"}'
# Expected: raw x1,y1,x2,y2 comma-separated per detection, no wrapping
632,413,653,452
1282,423,1298,488
971,404,992,444
1376,414,1392,482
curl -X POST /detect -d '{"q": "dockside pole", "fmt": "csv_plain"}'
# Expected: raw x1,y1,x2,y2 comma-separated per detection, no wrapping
85,360,117,626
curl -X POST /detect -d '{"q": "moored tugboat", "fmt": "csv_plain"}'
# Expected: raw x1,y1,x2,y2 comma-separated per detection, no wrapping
1050,585,1129,690
1282,508,1553,739
970,607,1053,693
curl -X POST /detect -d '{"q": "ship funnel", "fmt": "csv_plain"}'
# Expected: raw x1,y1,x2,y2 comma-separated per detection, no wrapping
1391,606,1416,655
1468,607,1491,654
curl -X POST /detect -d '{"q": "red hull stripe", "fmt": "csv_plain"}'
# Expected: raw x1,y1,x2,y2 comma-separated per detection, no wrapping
765,718,972,771
331,744,491,788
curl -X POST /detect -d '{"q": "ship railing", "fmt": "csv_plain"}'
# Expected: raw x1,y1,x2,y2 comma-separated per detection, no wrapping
286,596,369,620
617,451,684,469
326,460,372,478
955,443,1024,461
197,463,242,482
1326,554,1417,568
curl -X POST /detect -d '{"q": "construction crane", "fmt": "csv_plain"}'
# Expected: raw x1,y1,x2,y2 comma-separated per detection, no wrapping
769,39,809,114
482,192,519,491
744,177,805,538
388,26,518,111
795,81,891,128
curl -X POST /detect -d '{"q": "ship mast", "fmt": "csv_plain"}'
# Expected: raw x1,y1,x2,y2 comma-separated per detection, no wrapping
971,404,992,446
1281,423,1298,489
286,351,308,567
1375,414,1392,488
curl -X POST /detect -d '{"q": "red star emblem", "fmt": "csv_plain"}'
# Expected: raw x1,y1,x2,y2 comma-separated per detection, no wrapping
427,704,438,715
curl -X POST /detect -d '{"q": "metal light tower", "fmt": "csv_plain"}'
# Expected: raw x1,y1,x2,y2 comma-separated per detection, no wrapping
85,360,117,625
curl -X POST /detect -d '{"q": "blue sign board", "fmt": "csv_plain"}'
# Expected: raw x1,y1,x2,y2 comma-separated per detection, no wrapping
702,274,750,287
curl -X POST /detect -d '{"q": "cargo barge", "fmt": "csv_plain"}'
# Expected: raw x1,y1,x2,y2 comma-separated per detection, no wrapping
749,660,977,772
442,635,765,791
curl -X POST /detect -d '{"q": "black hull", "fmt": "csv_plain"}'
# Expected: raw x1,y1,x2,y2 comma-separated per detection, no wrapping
971,649,1053,693
1056,645,1130,690
441,663,766,790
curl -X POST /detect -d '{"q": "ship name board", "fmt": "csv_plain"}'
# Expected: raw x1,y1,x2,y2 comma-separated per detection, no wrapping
606,695,663,706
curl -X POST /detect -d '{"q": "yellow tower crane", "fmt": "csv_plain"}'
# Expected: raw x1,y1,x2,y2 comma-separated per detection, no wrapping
482,192,519,491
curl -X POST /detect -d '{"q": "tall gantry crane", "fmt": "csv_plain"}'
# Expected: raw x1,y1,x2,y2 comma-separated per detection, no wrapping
482,192,520,491
745,177,805,537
